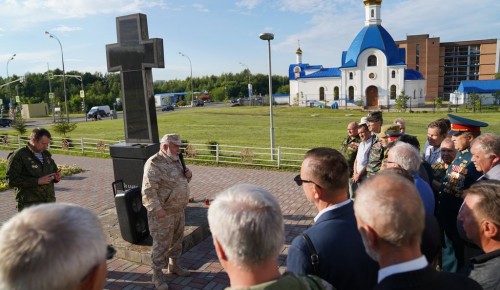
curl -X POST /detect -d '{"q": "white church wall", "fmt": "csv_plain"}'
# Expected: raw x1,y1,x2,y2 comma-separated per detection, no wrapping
404,80,426,106
290,77,341,107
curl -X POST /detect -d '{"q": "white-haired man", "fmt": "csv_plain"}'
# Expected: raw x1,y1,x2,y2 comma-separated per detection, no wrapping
354,174,482,290
384,142,435,215
0,203,112,290
208,184,332,289
470,133,500,181
142,133,192,290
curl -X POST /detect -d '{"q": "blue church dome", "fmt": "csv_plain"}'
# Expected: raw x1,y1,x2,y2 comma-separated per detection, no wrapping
341,25,405,68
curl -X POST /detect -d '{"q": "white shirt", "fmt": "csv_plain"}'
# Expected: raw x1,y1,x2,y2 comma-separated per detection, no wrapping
424,144,441,165
378,255,428,283
356,136,373,173
314,199,351,222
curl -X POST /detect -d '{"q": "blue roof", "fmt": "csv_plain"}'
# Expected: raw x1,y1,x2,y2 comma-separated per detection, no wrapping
341,25,405,68
457,80,500,93
404,69,425,80
288,64,340,79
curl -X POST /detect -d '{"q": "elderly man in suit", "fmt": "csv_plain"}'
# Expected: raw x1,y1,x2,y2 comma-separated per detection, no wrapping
354,173,482,290
287,147,378,290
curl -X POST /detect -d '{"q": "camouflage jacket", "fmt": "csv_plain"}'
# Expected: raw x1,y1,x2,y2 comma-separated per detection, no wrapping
340,135,361,176
142,151,190,213
366,136,384,177
6,145,59,205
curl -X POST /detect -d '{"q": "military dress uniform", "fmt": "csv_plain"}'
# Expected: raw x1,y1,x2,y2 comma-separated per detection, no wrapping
142,134,191,289
437,114,487,272
6,145,59,211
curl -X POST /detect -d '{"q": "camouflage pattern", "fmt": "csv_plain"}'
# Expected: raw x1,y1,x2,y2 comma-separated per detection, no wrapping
6,146,59,211
366,136,385,177
225,272,333,290
340,135,361,177
142,150,190,270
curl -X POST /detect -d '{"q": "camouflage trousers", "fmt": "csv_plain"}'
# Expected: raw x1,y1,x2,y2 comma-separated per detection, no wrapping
147,210,185,269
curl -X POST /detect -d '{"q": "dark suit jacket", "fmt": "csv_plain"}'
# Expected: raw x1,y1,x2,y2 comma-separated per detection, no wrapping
286,201,379,290
375,265,483,290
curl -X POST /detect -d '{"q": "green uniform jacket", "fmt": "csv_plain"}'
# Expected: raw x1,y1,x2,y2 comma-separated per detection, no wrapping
6,146,59,209
366,136,385,177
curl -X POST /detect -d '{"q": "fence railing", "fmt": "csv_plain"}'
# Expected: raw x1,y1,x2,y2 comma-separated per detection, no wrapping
0,134,307,169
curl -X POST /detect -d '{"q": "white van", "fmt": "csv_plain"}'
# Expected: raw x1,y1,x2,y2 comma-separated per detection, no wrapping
87,105,111,119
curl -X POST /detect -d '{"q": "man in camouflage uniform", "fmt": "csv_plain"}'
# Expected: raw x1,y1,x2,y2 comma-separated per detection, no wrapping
340,121,361,177
365,111,386,177
142,134,192,290
438,114,487,272
6,128,61,211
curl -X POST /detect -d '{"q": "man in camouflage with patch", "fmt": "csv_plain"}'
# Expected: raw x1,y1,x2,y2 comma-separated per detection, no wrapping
6,128,61,211
365,111,385,177
142,133,192,290
340,121,361,177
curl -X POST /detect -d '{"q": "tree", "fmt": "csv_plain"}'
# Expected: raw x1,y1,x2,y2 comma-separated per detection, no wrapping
395,90,409,112
51,117,77,137
468,92,481,112
11,112,27,135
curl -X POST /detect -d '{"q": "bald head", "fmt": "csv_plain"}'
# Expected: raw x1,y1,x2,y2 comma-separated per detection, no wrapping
354,174,425,247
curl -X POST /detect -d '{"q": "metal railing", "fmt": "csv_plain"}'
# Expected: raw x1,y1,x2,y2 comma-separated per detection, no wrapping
0,134,307,169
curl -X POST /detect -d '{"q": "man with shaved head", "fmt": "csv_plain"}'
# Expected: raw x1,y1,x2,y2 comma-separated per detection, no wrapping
354,174,481,289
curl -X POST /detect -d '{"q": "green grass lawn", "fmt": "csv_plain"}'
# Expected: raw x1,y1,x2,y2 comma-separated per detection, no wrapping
8,106,500,150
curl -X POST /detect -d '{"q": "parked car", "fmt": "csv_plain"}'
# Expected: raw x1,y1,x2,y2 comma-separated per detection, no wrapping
194,99,204,107
89,109,107,120
0,118,13,127
162,104,175,111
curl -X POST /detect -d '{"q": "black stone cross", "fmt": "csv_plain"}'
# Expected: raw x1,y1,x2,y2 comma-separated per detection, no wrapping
106,13,164,143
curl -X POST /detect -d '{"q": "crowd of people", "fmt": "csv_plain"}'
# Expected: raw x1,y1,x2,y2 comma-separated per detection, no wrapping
0,113,498,289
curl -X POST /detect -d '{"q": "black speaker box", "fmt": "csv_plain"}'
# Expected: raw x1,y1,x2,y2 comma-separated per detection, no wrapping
112,181,149,244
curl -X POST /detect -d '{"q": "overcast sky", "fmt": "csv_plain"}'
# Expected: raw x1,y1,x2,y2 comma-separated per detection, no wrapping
1,0,499,82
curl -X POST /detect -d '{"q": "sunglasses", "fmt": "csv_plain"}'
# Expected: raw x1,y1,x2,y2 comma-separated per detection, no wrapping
294,174,321,187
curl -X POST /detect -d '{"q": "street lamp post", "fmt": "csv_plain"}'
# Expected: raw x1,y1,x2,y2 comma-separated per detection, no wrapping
179,52,194,106
239,62,252,99
259,32,275,161
6,54,16,119
45,31,69,122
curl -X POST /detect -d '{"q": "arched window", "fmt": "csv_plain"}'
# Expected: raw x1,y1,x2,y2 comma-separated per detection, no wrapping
334,87,339,100
368,55,377,67
371,9,374,18
420,89,423,98
349,72,353,80
319,87,325,101
348,86,354,102
390,85,396,100
391,70,396,79
413,90,416,99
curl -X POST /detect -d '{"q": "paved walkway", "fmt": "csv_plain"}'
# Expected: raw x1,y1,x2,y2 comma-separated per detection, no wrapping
0,150,316,289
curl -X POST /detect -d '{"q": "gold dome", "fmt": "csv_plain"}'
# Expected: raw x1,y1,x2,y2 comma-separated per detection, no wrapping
363,0,382,5
296,47,303,55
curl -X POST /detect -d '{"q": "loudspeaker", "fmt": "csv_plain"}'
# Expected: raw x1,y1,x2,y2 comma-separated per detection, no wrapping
112,181,149,244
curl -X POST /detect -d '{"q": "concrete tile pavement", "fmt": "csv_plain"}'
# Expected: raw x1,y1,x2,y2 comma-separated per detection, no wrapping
0,150,316,289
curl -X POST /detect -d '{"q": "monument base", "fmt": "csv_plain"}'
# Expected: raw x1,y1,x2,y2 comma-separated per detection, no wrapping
100,202,210,266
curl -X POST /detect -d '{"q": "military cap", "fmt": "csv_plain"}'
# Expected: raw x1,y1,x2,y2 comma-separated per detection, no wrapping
160,134,184,145
377,125,401,139
448,114,488,136
366,111,383,122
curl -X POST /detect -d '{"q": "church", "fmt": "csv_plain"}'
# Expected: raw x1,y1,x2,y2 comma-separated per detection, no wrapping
289,0,426,108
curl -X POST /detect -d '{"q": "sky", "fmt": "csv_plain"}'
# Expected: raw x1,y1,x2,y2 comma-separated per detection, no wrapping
1,0,500,83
